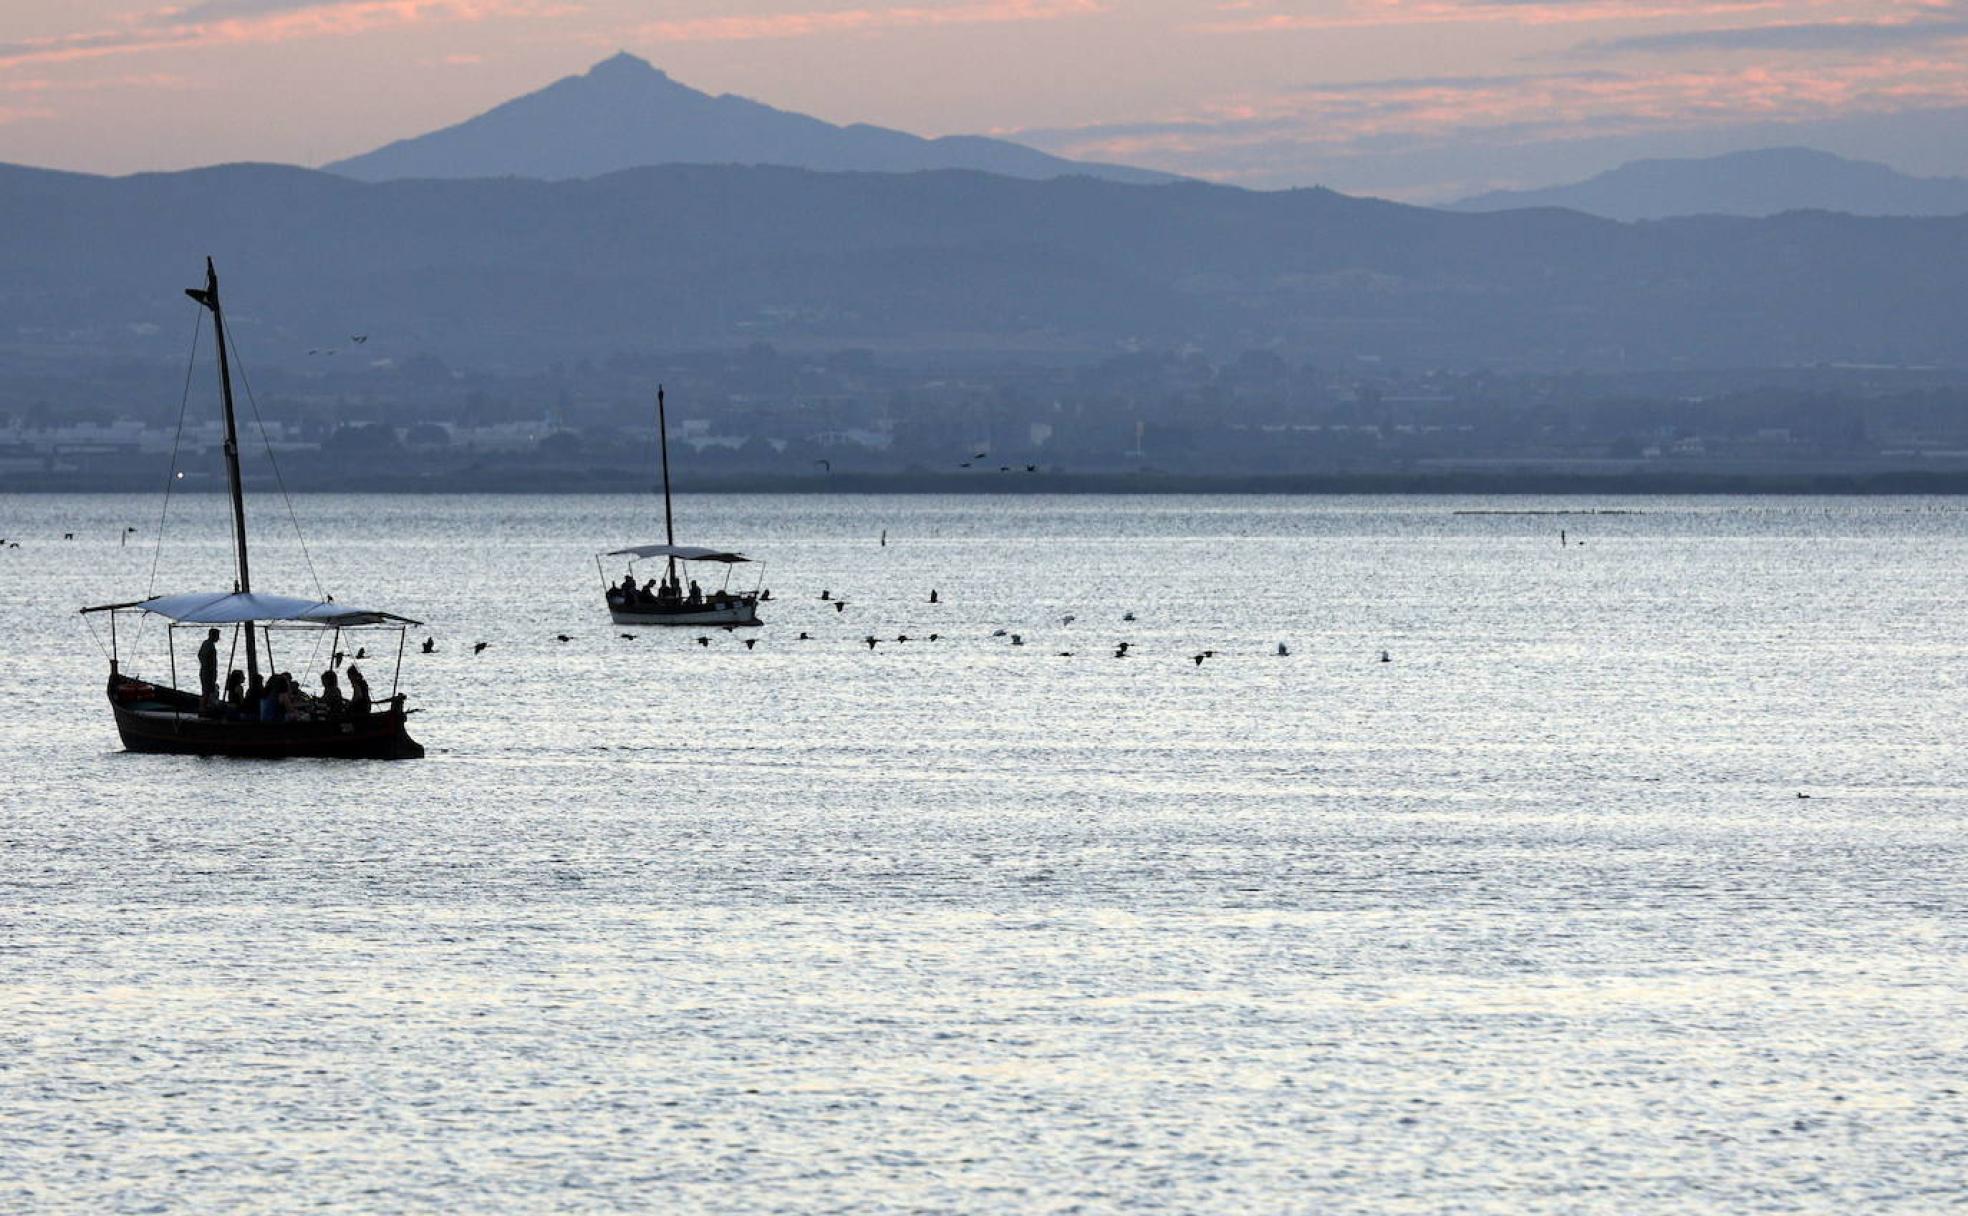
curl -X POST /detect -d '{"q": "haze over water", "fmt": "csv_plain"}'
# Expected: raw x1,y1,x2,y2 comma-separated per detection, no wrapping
3,493,1964,1212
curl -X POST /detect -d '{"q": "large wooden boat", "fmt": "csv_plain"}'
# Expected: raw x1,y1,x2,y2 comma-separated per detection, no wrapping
80,260,425,760
600,386,763,627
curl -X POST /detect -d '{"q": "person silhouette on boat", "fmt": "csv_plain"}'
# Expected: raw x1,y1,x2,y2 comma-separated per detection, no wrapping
687,579,702,605
320,668,345,715
346,665,372,716
259,673,285,723
616,573,639,605
197,628,221,711
223,669,246,717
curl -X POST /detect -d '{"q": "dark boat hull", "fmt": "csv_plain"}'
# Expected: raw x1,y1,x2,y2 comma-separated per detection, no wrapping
107,675,423,760
606,595,761,627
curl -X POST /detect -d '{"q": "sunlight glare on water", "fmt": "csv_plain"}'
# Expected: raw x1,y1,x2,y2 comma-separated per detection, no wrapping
1,493,1965,1213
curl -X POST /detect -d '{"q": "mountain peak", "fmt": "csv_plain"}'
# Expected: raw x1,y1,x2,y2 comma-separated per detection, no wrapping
323,58,1178,186
587,51,665,81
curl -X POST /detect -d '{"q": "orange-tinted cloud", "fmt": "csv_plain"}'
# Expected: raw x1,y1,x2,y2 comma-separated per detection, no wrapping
0,0,570,72
635,0,1109,43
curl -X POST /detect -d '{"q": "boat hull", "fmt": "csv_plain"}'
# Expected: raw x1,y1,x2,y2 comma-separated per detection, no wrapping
608,599,762,627
107,676,423,760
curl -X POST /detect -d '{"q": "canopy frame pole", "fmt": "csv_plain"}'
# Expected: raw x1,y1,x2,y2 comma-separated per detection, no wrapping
109,610,118,673
167,626,179,717
186,257,259,684
391,628,405,699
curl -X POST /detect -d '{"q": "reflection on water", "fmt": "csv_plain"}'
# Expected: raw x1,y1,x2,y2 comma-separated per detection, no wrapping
1,495,1964,1212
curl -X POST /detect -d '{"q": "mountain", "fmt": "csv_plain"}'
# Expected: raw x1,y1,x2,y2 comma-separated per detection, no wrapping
324,52,1174,185
3,160,1965,372
1450,147,1968,220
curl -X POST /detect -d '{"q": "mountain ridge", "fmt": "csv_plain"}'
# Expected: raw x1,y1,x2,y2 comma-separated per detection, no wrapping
324,52,1176,185
1451,147,1968,220
3,159,1964,375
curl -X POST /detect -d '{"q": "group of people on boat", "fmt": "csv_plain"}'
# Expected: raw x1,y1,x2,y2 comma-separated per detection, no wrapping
197,628,375,722
610,571,753,612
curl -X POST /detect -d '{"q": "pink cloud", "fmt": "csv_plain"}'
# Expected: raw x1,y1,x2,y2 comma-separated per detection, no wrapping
1037,54,1968,178
635,0,1109,43
1194,0,1868,32
0,0,572,72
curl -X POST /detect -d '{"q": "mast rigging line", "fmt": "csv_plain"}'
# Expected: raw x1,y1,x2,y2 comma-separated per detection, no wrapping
148,308,204,600
220,316,327,603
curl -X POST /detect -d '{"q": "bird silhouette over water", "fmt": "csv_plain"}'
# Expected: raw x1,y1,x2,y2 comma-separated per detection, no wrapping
1061,614,1076,626
1380,650,1391,663
1010,634,1024,646
897,634,910,643
821,589,831,600
865,636,879,650
835,601,847,613
421,637,436,654
743,638,758,650
1277,643,1290,656
696,636,710,647
354,647,367,660
619,633,637,641
63,533,73,540
472,641,489,656
928,633,940,642
928,589,939,604
555,634,573,643
331,651,346,668
1193,654,1206,666
1122,611,1136,622
798,632,812,641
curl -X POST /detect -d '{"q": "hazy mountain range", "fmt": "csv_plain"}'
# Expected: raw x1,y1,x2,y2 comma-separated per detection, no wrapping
1452,148,1968,220
4,160,1964,375
325,52,1174,186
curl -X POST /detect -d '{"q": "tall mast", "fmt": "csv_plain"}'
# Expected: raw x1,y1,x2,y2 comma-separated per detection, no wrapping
185,257,259,682
657,385,676,583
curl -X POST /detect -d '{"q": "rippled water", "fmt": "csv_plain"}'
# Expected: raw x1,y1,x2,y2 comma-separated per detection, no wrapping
2,493,1965,1213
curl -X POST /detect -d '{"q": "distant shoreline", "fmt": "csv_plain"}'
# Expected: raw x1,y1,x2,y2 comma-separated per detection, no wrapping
13,468,1968,494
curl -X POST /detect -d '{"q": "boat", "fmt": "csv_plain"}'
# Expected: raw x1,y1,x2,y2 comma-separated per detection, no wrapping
600,386,763,627
79,259,425,760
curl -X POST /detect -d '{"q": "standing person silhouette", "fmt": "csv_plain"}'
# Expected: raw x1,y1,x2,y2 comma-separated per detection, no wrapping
197,628,221,711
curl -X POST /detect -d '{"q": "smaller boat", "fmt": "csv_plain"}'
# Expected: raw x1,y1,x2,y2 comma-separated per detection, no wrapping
601,386,763,627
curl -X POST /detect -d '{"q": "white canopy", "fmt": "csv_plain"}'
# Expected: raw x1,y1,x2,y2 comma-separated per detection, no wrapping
607,544,751,563
116,591,420,627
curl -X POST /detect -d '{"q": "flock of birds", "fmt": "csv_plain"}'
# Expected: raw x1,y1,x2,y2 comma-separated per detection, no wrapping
406,584,1380,671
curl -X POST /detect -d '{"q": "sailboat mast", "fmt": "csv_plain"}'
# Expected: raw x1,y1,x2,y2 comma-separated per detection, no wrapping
657,386,676,583
186,257,259,682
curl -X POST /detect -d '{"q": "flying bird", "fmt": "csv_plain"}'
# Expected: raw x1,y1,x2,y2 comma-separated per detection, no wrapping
1193,654,1206,666
1061,614,1076,626
351,335,368,344
865,636,879,650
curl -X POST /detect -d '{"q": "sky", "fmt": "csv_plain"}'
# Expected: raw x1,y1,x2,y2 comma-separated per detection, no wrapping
1,0,1965,199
